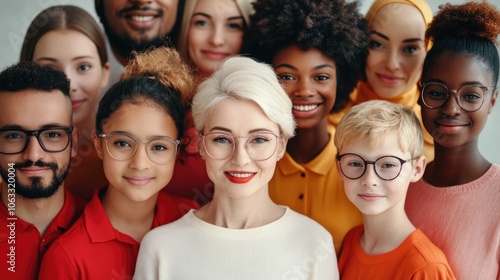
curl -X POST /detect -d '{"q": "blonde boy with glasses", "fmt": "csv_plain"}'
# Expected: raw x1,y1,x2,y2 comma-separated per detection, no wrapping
334,100,456,279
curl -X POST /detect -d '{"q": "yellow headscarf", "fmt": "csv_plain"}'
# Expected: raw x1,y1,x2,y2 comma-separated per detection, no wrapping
328,0,435,161
365,0,433,30
366,0,433,50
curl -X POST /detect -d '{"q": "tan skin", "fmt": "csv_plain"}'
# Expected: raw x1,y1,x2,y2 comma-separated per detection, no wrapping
0,91,78,235
420,52,498,187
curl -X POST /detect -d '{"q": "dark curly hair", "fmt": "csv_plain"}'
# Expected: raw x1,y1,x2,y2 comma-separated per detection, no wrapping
96,47,187,140
242,0,367,112
423,2,500,88
0,61,70,96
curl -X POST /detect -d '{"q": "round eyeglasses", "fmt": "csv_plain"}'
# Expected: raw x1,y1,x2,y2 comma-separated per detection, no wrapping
200,132,281,161
420,82,494,112
0,127,73,155
98,133,180,165
336,153,414,181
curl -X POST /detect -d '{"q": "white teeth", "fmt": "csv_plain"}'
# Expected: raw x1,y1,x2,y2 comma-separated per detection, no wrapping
228,172,253,178
293,104,319,112
132,16,154,22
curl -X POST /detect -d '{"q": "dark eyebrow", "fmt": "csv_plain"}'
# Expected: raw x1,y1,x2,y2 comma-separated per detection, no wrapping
105,131,173,141
0,124,70,131
192,12,211,19
36,56,95,62
228,16,244,21
192,13,243,22
274,64,335,71
425,79,488,87
369,31,389,41
370,30,423,43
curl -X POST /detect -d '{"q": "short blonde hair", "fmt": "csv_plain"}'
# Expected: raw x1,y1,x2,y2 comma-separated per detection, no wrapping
334,100,423,158
192,56,295,139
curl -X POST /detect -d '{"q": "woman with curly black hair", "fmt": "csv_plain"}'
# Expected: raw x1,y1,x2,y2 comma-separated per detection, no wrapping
405,2,500,279
243,0,366,254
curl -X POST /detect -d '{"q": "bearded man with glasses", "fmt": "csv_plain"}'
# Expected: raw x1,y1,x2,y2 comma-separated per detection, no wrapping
0,62,85,280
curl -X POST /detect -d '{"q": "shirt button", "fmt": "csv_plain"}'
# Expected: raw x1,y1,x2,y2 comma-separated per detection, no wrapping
299,194,304,199
300,173,305,178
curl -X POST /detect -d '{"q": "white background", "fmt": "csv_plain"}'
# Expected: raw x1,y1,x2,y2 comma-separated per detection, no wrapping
0,0,499,163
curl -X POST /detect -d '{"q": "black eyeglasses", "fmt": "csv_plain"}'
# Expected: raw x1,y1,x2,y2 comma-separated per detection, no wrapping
336,153,414,181
420,82,494,112
0,127,73,155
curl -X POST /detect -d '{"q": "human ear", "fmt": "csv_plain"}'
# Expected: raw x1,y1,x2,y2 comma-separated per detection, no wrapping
100,62,111,90
410,156,426,183
92,134,104,160
70,127,79,159
197,132,205,159
487,89,498,114
276,138,288,161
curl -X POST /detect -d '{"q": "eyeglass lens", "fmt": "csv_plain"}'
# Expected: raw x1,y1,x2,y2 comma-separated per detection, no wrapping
103,134,178,165
422,83,486,111
338,154,405,181
202,132,279,161
0,128,71,154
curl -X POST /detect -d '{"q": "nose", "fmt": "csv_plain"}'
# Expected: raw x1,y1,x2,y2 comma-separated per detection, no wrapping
22,136,46,163
210,26,225,47
385,50,401,71
63,69,78,95
441,90,462,116
128,143,152,170
293,78,315,98
230,138,251,166
361,163,379,187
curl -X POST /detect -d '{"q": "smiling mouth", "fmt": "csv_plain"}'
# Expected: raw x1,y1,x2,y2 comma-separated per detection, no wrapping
227,172,254,178
130,15,155,22
293,104,319,112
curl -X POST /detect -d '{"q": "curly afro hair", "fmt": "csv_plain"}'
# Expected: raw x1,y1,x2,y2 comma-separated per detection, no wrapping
242,0,367,112
423,2,500,88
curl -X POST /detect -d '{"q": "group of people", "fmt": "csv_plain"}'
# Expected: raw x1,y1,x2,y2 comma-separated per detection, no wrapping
0,0,498,279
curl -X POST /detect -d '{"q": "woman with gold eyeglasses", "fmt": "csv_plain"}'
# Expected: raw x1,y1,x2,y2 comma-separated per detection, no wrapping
134,57,338,279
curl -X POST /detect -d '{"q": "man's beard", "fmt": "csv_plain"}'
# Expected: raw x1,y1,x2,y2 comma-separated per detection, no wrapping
101,16,174,62
0,160,70,199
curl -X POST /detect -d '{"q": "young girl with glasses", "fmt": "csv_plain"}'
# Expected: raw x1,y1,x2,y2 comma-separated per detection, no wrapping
335,100,455,279
134,56,338,279
405,2,500,279
38,47,199,279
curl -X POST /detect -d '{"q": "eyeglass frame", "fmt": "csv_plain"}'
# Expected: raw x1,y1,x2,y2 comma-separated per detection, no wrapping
336,153,415,181
199,131,282,161
98,133,181,165
0,126,74,155
420,81,494,112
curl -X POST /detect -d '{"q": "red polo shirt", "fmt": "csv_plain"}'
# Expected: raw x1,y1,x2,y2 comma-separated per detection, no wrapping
38,188,199,279
0,189,84,280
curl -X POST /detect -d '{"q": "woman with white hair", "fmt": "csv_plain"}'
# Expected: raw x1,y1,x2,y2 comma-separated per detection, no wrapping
134,56,338,279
